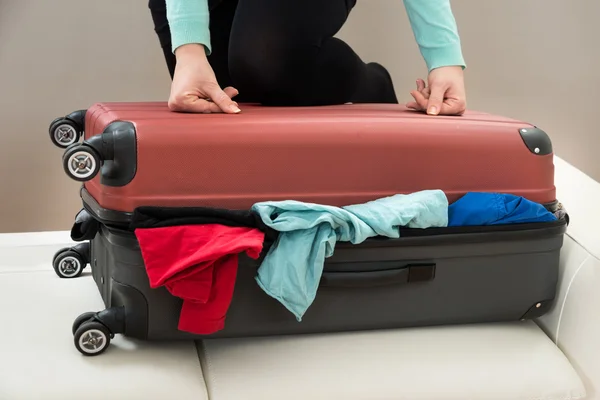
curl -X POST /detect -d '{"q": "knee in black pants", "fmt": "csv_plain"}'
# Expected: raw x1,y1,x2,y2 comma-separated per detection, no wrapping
228,41,304,105
228,33,360,106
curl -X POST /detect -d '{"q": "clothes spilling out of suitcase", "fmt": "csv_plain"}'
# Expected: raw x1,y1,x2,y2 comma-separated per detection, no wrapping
49,102,569,356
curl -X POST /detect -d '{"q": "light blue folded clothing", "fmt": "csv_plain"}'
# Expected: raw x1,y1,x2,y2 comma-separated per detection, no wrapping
251,190,449,321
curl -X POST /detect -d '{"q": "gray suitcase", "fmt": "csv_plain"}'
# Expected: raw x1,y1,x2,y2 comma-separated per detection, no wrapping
63,195,566,356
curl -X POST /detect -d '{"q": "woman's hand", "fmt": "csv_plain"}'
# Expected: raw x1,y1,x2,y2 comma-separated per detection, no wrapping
168,44,241,114
406,66,466,116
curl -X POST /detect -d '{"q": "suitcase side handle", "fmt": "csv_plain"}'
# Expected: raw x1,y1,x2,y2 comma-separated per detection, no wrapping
319,263,436,288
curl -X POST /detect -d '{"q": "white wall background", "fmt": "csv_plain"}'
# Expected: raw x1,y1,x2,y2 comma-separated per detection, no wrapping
0,0,598,232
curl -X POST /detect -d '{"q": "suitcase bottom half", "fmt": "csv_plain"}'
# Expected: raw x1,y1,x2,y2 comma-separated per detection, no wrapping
70,217,566,356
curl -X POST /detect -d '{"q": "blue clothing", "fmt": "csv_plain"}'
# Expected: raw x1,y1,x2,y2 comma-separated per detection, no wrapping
448,192,557,227
251,190,449,320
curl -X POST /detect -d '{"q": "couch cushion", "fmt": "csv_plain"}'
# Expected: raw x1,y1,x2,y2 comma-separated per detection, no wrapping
0,269,208,400
554,156,600,259
199,321,586,400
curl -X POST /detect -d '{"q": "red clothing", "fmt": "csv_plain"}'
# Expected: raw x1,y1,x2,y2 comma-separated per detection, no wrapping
134,224,264,334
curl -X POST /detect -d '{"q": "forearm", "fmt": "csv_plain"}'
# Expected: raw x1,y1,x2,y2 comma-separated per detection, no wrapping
402,0,466,71
166,0,212,54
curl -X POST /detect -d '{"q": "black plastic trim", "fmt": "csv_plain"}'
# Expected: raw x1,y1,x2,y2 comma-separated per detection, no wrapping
519,127,553,156
320,263,435,288
66,109,87,131
81,187,133,226
110,280,150,339
70,208,100,242
520,299,554,320
544,200,560,213
94,306,126,335
72,242,91,264
90,121,137,187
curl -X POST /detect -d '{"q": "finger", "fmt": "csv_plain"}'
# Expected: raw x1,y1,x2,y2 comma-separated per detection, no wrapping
202,99,240,114
439,98,467,116
406,101,420,110
416,86,430,103
410,90,429,110
169,96,220,113
426,84,446,115
410,91,428,110
414,79,430,99
206,85,241,114
223,86,240,99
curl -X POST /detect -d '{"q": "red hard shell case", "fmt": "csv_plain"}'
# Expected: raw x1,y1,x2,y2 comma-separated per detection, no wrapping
82,102,556,212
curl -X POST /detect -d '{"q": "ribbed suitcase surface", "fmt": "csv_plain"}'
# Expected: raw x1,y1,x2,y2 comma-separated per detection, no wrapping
72,102,556,213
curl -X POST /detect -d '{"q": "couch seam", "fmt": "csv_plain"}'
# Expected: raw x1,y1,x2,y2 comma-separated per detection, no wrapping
555,254,591,343
197,341,217,400
566,232,600,262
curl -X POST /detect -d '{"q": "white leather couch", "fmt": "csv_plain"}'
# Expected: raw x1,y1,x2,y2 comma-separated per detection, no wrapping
0,156,597,400
537,157,600,399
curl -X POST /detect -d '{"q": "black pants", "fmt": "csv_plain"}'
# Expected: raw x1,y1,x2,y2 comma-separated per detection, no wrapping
148,0,397,106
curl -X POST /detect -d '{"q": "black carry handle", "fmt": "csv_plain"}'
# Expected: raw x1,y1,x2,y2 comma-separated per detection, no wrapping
320,263,436,288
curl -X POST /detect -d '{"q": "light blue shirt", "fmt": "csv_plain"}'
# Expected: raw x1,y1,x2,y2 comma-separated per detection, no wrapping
166,0,466,71
251,190,449,321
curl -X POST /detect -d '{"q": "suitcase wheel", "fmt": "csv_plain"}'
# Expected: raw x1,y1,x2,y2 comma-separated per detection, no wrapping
72,312,97,335
74,320,111,356
49,118,82,149
52,248,86,279
62,144,101,182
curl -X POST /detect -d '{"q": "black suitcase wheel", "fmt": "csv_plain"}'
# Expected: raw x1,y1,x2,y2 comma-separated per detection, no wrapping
49,118,81,148
74,321,111,356
62,144,101,182
53,249,85,279
72,312,97,335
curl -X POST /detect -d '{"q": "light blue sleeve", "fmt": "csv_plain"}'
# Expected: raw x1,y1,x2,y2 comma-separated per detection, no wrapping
165,0,465,68
402,0,466,71
166,0,212,54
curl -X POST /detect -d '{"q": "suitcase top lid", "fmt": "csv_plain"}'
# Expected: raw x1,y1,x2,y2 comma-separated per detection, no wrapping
86,102,532,135
79,101,554,214
84,101,544,157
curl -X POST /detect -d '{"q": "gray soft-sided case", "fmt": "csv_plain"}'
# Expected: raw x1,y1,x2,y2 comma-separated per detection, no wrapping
88,215,566,341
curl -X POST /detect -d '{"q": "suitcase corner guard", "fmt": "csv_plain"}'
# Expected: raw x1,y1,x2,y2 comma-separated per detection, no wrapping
62,120,137,186
518,126,552,156
520,299,554,320
49,109,87,149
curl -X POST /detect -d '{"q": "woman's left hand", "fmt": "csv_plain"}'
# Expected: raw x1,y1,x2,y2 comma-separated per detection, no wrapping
406,66,466,116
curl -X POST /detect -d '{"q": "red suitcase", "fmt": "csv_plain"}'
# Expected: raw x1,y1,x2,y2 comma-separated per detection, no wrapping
52,102,556,213
48,103,566,356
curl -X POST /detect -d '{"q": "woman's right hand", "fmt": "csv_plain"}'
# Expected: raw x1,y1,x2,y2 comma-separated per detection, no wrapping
168,44,241,114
